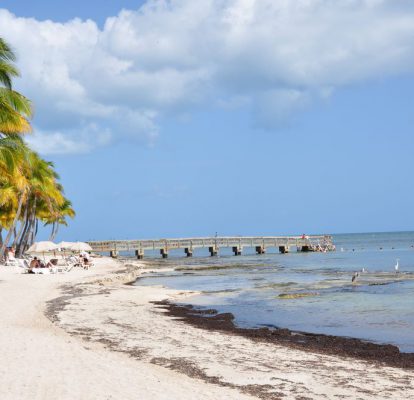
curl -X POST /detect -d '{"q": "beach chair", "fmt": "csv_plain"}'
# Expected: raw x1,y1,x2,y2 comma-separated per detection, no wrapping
67,255,78,264
32,267,50,274
65,263,75,272
16,259,30,273
56,261,75,273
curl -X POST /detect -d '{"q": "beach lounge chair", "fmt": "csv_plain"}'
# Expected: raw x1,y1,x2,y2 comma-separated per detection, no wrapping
53,260,75,272
32,267,50,274
16,259,30,273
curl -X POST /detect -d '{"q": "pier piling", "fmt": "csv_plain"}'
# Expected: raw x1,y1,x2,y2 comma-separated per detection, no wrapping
209,246,218,256
232,246,242,256
109,250,118,258
135,250,144,259
279,246,289,254
256,246,266,255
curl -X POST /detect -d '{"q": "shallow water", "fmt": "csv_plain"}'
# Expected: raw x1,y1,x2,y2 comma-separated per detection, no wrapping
133,232,414,352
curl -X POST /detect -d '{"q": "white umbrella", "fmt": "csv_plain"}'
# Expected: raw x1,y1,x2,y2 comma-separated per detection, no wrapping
26,241,58,253
58,241,75,250
26,241,58,262
69,242,92,252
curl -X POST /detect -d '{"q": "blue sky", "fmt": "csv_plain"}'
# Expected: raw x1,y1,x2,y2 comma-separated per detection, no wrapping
1,1,414,241
0,0,147,26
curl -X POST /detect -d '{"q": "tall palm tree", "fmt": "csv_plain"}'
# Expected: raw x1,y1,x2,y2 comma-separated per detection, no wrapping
43,197,76,241
0,38,32,135
0,137,31,257
13,151,59,254
0,38,75,258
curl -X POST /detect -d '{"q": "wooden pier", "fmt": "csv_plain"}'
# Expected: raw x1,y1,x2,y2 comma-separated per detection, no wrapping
87,235,335,259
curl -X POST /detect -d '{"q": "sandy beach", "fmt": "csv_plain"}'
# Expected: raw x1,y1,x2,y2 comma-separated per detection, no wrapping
1,258,413,400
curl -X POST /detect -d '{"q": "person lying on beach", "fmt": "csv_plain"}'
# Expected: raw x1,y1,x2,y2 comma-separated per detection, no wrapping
80,250,90,260
29,257,40,269
81,257,93,269
45,259,58,269
28,257,41,273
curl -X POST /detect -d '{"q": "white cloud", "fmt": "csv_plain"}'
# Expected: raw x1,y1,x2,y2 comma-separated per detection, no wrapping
26,124,112,155
1,0,414,154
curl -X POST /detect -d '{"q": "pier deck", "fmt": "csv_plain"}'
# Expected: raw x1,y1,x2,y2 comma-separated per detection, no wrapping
87,235,335,258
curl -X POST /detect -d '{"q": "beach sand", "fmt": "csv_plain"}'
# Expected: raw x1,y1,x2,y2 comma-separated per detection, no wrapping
1,257,413,399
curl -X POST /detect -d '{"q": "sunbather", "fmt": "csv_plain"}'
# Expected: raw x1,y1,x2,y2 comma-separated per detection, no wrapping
30,257,40,268
27,257,39,273
6,247,15,260
4,247,17,266
45,258,58,268
80,250,90,261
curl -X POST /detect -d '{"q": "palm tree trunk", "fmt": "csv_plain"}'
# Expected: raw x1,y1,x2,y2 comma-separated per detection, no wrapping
0,192,24,259
20,205,36,255
20,197,37,254
17,198,35,257
16,209,31,257
13,204,28,248
29,218,38,246
49,222,56,241
51,223,59,241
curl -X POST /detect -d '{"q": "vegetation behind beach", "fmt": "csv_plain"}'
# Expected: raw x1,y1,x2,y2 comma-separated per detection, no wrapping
0,37,74,259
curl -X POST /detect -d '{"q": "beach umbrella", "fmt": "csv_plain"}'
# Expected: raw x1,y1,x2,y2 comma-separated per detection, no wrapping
69,242,92,252
57,241,76,259
26,241,58,253
26,241,59,262
57,241,75,250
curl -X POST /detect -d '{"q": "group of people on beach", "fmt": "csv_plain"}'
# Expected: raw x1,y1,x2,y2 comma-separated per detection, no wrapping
27,251,93,273
28,257,57,272
3,245,93,273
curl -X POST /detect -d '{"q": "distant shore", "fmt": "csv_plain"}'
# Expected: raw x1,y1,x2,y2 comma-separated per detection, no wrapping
44,258,414,399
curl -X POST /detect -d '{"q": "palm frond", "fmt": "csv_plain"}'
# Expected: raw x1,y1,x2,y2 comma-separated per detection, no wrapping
0,38,16,62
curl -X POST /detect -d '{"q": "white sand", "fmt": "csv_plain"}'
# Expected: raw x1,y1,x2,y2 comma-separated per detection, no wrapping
1,258,413,399
0,259,252,400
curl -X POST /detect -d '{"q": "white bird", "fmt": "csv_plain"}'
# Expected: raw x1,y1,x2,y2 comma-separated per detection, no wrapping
395,259,400,273
361,267,366,273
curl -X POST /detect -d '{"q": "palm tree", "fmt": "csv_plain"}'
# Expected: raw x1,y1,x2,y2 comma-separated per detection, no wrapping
14,151,59,254
0,38,32,135
0,38,75,259
43,197,76,241
0,137,29,256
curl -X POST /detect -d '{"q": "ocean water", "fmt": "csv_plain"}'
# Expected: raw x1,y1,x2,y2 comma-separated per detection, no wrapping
133,232,414,352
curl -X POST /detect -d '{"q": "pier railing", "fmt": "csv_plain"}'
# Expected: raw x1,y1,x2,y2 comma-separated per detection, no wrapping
87,235,334,258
